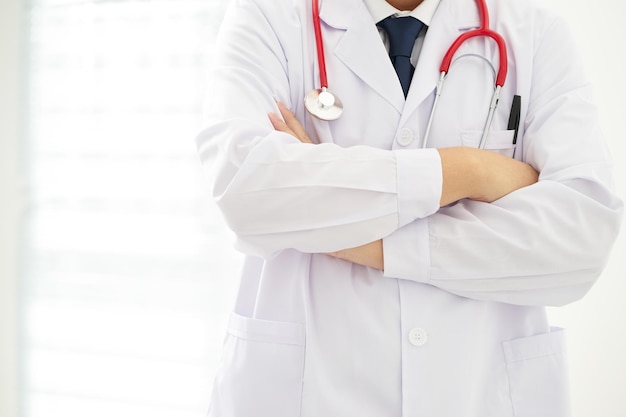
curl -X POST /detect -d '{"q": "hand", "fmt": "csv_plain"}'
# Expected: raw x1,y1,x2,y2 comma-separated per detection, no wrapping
327,240,384,270
438,147,538,206
268,102,313,144
471,149,539,203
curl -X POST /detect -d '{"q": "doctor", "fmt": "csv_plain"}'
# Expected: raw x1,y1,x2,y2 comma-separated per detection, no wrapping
197,0,623,415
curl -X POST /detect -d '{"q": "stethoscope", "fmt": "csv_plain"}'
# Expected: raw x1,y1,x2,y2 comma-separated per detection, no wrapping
304,0,508,149
304,0,344,121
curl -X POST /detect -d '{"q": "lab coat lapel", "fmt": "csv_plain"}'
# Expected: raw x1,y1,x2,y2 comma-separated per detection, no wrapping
402,0,480,122
320,0,405,113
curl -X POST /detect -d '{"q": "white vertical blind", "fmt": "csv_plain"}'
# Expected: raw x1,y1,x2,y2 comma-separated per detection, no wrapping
21,1,240,416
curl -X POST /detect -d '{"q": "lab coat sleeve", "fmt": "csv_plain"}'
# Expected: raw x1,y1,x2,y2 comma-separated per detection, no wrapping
383,14,623,307
196,0,442,259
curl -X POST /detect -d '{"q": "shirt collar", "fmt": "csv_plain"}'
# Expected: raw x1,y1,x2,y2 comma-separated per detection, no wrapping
362,0,441,25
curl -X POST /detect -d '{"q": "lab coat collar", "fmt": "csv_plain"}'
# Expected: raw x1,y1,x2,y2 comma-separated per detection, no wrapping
319,0,480,116
318,0,353,29
320,0,407,111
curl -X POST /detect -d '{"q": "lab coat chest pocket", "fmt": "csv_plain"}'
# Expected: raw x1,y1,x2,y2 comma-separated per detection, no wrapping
503,327,571,417
461,129,516,157
208,313,305,417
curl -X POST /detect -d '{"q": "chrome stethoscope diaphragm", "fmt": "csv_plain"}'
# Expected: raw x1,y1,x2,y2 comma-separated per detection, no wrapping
305,87,343,121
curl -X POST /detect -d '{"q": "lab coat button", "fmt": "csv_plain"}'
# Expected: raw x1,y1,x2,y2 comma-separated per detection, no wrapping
409,327,428,346
396,128,414,146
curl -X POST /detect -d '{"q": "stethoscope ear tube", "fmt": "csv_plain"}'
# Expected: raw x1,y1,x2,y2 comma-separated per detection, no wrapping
424,0,508,148
478,85,502,149
422,72,447,149
439,29,507,87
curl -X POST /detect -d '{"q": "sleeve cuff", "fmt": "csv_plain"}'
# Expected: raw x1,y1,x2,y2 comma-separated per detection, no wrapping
394,148,442,228
382,218,431,282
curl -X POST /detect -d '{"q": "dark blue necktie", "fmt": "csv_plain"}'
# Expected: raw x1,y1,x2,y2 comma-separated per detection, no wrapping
377,16,424,98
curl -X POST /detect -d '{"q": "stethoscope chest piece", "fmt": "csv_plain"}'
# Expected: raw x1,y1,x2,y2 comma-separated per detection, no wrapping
305,87,343,121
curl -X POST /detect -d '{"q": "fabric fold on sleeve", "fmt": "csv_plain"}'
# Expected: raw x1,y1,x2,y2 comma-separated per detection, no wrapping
382,218,431,281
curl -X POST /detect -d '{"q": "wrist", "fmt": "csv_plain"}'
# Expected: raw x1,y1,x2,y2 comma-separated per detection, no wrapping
465,148,488,201
438,147,482,206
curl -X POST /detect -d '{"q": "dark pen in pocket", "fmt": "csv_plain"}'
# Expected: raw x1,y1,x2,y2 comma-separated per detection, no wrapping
507,95,521,158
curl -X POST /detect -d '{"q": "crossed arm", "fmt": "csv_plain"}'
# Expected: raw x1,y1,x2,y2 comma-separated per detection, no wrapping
268,102,539,270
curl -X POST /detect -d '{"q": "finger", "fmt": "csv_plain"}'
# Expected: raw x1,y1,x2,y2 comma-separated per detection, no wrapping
268,112,297,137
277,102,313,144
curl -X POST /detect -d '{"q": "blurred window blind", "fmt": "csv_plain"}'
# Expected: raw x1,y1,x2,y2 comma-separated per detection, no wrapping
21,1,241,416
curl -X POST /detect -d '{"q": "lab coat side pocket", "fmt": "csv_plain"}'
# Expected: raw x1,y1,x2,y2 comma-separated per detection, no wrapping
461,129,516,157
208,313,306,417
503,327,571,417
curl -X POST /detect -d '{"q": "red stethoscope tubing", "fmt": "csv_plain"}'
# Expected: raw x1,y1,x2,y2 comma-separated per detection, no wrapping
311,0,507,91
309,0,508,131
439,0,507,87
312,0,328,89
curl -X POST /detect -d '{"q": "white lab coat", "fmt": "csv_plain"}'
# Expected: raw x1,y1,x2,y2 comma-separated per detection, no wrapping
197,0,623,415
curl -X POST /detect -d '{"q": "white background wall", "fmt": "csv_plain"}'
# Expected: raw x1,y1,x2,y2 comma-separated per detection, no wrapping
0,0,23,416
1,0,625,416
